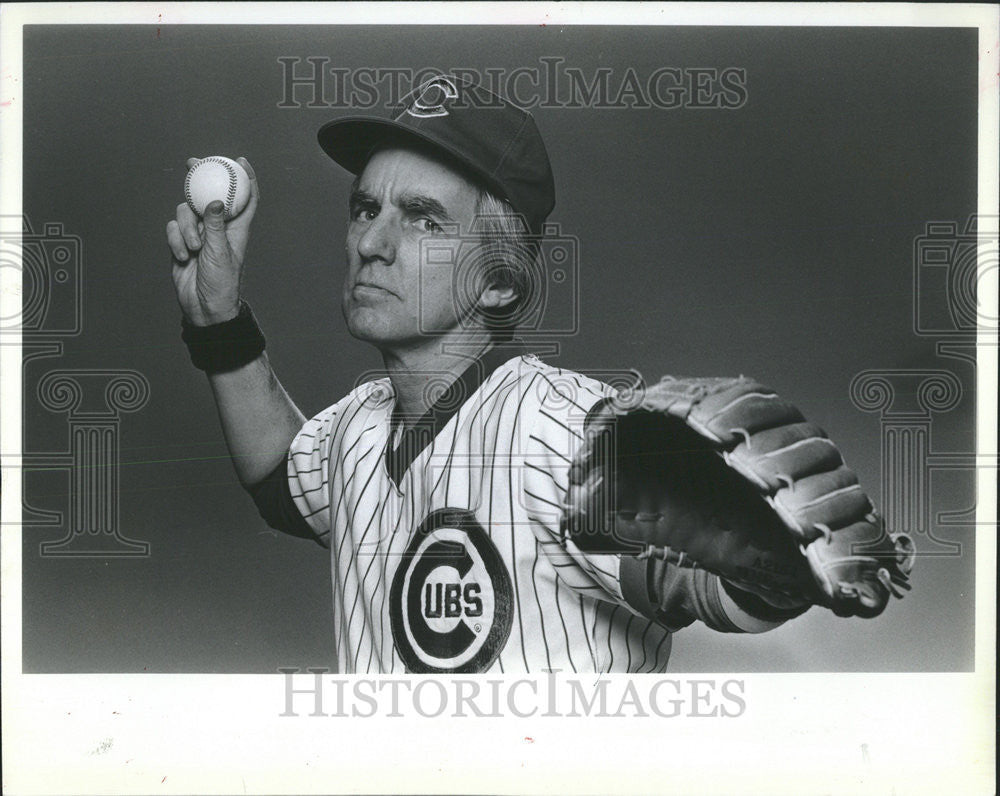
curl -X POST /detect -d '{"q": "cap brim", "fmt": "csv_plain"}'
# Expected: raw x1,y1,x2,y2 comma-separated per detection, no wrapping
317,116,507,201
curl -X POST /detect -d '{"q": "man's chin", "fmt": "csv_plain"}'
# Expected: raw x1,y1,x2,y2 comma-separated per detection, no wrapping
343,309,409,347
344,319,388,345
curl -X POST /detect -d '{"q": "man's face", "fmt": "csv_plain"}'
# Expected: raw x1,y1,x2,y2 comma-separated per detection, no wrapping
342,146,481,350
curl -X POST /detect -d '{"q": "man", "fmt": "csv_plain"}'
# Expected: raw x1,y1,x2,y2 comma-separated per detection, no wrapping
165,75,886,674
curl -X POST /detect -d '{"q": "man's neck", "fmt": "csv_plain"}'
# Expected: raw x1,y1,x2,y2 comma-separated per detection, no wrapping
380,328,495,429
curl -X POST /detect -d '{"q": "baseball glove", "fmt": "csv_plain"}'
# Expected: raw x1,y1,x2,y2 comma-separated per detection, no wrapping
561,376,915,618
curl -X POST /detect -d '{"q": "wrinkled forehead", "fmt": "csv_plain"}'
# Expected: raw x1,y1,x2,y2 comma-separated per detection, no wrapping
357,141,484,208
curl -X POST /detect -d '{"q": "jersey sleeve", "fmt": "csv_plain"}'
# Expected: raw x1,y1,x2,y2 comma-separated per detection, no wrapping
286,406,339,548
520,372,634,607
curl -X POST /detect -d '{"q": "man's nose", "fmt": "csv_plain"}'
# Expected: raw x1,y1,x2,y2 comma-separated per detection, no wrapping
355,214,397,263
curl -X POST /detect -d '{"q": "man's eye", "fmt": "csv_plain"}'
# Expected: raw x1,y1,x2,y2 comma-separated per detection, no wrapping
416,218,443,234
352,207,377,221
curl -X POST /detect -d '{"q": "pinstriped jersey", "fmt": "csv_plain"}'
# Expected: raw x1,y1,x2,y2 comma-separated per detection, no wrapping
287,352,675,673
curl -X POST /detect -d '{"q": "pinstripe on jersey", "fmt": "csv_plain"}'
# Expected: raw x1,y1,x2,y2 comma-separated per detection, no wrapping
287,353,673,673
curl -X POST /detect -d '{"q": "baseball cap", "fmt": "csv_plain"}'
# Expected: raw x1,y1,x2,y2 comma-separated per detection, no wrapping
317,74,555,235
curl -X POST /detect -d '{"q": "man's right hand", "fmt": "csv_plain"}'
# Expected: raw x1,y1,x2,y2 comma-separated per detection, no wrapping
166,156,259,326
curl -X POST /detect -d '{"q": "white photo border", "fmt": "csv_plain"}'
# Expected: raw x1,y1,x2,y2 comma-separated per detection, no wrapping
1,3,996,794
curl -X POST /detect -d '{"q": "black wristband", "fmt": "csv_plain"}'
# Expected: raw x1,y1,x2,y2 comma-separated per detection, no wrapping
181,300,266,373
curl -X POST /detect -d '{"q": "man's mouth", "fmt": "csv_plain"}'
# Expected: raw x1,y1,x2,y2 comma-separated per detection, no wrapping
352,282,396,298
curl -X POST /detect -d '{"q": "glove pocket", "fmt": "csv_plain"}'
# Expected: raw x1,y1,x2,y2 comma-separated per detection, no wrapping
565,410,818,600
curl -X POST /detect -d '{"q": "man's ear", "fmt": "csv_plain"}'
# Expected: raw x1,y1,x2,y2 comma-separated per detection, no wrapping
478,283,518,310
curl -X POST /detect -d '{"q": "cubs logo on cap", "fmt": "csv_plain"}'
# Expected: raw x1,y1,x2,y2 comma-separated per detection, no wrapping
402,75,459,119
317,74,556,235
389,508,513,673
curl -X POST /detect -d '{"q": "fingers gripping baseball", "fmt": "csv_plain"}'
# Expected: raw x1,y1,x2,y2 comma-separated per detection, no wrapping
167,156,259,326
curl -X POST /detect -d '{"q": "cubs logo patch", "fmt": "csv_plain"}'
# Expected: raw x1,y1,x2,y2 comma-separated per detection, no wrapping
390,508,513,673
401,75,459,119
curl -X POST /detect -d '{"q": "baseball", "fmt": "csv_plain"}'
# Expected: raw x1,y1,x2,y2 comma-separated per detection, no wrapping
184,156,251,220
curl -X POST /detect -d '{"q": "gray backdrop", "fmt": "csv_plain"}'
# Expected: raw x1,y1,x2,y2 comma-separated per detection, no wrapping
20,24,977,672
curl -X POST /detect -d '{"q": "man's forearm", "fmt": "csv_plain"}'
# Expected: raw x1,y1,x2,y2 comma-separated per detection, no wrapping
207,352,306,486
